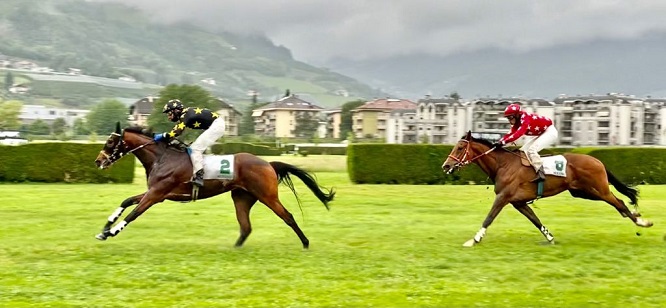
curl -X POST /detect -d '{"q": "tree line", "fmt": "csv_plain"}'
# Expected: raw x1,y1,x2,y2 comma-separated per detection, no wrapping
1,84,369,142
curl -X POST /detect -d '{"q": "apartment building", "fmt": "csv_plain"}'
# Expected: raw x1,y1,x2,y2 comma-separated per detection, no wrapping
325,109,342,139
379,93,665,146
352,98,416,139
252,93,324,138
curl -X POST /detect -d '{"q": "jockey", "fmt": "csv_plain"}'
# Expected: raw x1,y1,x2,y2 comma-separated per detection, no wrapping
492,103,558,183
153,99,226,187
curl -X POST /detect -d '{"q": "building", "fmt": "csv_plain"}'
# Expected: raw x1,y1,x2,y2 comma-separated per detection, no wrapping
325,109,342,139
411,96,470,144
352,98,416,139
19,105,89,126
252,93,325,138
128,96,158,127
380,93,666,146
215,98,242,137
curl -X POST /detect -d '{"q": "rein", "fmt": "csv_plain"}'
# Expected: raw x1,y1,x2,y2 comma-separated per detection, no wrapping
99,132,155,165
447,139,495,169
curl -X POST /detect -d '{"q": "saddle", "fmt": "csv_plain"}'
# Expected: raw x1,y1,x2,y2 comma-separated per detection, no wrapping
518,152,554,167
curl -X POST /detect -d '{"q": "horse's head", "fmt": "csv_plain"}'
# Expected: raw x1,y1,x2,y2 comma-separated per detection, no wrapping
442,131,474,174
94,123,153,169
442,131,498,174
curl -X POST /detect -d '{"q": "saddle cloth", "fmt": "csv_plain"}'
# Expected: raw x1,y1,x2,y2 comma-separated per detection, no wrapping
202,154,235,180
520,154,567,177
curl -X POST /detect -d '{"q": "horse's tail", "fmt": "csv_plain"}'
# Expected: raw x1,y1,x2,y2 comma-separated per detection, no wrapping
269,161,335,210
606,169,639,205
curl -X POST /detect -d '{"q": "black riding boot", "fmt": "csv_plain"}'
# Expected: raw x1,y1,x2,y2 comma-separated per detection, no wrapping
530,166,545,183
192,169,204,187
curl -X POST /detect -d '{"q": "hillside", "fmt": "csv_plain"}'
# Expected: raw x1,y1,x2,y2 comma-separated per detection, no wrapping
0,0,385,108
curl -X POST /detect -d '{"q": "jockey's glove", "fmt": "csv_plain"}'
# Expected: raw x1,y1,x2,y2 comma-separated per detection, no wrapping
153,133,165,141
492,142,503,149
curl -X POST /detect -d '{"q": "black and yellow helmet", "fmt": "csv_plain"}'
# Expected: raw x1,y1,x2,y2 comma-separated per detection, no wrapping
162,99,184,113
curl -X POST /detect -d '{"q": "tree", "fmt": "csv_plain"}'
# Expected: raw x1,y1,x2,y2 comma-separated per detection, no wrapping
29,119,51,135
449,91,461,100
51,118,68,135
86,99,129,135
293,111,319,138
0,100,23,130
147,84,218,142
4,72,14,90
72,118,89,135
339,99,365,140
239,91,270,136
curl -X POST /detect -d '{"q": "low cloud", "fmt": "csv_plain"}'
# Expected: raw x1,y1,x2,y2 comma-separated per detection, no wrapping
97,0,666,62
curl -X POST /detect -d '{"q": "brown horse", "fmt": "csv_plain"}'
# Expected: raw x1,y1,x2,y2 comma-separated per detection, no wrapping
441,131,652,247
93,123,335,248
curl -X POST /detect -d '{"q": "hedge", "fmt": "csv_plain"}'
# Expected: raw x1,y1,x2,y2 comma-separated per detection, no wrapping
210,142,282,156
297,146,347,155
0,143,134,183
347,144,666,185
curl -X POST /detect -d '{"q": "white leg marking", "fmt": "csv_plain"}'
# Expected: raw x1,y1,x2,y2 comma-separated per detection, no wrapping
110,221,128,235
108,207,124,223
540,226,555,242
463,227,487,247
474,227,487,242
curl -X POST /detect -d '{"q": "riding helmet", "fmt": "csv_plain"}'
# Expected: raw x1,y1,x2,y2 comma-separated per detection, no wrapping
503,103,522,117
162,99,184,113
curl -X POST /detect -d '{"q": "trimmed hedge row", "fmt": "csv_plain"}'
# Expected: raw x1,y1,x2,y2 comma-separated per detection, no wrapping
347,144,666,185
0,143,134,183
297,146,347,155
210,142,282,156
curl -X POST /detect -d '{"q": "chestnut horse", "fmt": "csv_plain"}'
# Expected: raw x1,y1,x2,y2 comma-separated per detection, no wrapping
94,124,335,248
442,131,652,247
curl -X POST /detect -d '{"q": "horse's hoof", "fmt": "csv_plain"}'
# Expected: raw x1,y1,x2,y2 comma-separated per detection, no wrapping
462,239,476,247
95,233,108,241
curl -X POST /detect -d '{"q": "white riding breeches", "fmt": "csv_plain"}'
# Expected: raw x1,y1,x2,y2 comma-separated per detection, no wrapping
520,125,558,171
190,118,226,175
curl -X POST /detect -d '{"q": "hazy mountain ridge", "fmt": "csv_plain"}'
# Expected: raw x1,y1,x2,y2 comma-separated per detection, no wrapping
327,34,666,100
0,0,384,106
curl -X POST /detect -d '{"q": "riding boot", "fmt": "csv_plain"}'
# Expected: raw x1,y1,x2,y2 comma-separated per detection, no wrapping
530,166,546,183
192,169,204,187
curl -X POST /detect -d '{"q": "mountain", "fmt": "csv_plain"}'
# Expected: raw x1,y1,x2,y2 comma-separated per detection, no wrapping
326,34,666,100
0,0,385,107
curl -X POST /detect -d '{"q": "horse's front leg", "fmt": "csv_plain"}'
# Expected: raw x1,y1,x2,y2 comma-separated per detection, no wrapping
463,195,508,247
512,202,555,243
96,194,144,241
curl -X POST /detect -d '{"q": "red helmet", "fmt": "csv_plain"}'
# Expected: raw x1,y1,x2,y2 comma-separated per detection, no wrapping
503,103,522,117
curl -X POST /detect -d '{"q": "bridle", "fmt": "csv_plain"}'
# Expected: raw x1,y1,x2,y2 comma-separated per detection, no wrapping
446,139,495,172
98,132,154,166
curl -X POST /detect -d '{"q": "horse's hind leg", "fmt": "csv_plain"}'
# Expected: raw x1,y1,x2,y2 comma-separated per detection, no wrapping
96,193,144,241
512,202,554,243
258,195,309,249
231,189,257,247
573,186,652,227
598,190,652,227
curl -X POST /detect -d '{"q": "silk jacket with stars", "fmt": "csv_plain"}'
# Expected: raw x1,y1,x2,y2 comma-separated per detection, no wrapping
164,107,220,139
499,111,553,145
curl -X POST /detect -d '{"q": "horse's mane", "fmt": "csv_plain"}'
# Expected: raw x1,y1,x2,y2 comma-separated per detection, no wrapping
464,134,515,153
123,125,153,137
123,125,188,152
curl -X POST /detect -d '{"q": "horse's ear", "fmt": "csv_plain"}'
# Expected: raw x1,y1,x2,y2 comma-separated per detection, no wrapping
115,122,121,134
465,130,472,139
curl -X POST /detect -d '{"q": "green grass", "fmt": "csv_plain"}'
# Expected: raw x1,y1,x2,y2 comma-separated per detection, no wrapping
1,169,666,307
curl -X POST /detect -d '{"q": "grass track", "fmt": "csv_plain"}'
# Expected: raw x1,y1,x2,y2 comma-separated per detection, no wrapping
1,170,665,307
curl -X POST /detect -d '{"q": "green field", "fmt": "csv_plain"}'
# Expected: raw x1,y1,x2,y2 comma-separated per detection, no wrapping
1,156,665,307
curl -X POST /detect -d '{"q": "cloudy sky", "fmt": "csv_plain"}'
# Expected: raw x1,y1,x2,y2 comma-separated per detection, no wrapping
99,0,666,63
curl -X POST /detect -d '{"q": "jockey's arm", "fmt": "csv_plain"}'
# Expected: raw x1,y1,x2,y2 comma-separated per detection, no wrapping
500,118,530,145
165,121,186,139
